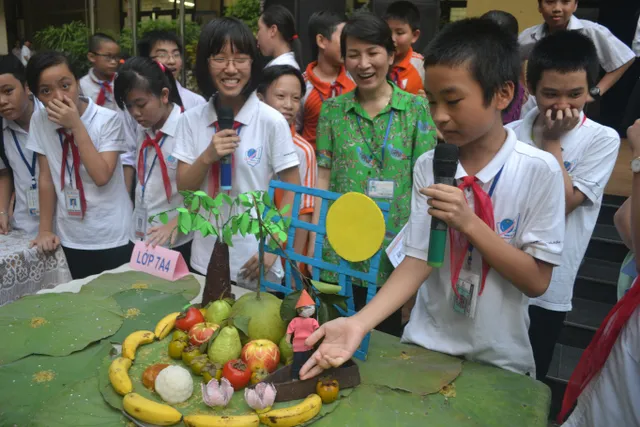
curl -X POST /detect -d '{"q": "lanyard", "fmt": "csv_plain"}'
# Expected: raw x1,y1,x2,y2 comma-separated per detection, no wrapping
355,110,395,168
466,165,504,264
10,129,37,188
140,134,168,201
58,132,75,187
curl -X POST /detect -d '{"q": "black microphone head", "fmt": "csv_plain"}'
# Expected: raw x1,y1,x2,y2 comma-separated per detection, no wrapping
433,143,459,178
217,105,235,130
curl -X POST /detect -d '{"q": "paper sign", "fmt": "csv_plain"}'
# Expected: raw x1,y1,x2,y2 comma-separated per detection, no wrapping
129,241,189,281
386,223,407,268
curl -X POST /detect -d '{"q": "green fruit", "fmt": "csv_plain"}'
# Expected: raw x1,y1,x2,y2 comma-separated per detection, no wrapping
208,326,242,365
168,339,187,360
172,330,189,342
190,355,209,375
182,345,202,365
205,300,232,325
230,292,286,344
279,336,294,365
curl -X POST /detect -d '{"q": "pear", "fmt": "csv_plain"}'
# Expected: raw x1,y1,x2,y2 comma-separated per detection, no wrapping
279,336,294,366
205,300,232,325
208,325,242,365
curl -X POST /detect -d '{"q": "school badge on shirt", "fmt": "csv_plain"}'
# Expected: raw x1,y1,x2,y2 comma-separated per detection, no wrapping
245,147,262,167
497,214,520,241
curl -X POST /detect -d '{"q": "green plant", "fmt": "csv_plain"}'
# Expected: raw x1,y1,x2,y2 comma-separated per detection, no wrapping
224,0,261,34
33,21,92,75
118,19,201,56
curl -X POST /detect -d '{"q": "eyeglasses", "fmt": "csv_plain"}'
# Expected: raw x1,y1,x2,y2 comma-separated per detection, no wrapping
151,52,182,61
208,56,252,69
91,52,121,63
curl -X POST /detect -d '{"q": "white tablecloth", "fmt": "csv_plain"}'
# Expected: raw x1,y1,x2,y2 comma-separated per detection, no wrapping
1,230,72,306
37,263,251,303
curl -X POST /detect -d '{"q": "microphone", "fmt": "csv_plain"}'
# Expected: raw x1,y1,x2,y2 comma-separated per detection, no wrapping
217,105,235,192
427,143,459,268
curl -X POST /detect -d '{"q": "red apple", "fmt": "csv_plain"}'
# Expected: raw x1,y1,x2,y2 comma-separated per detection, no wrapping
241,339,281,373
188,322,219,346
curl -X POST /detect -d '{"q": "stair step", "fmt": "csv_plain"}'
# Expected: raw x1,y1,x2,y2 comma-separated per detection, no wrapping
585,225,628,263
596,202,620,227
547,344,583,381
576,257,620,286
566,297,612,331
602,194,627,206
591,224,623,243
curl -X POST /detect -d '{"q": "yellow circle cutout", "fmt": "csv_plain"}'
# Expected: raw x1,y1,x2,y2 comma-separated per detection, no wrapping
326,192,386,262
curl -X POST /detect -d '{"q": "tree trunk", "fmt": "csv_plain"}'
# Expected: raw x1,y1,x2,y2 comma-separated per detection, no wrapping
202,240,232,306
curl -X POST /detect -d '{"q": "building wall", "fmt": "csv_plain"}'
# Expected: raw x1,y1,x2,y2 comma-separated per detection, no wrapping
96,0,121,33
466,0,541,31
0,0,7,54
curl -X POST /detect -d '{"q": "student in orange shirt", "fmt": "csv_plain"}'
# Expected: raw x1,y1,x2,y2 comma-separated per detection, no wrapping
384,0,425,95
296,11,356,149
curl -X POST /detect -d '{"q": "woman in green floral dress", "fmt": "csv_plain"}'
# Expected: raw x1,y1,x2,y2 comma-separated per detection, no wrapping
312,12,437,336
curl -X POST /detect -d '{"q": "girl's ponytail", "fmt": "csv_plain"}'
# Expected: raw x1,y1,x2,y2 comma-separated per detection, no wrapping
114,57,184,110
262,5,303,68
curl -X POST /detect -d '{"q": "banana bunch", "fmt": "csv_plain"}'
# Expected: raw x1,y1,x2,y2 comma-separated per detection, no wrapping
154,312,180,340
258,394,323,427
123,393,183,426
108,357,132,395
183,414,260,427
122,330,155,360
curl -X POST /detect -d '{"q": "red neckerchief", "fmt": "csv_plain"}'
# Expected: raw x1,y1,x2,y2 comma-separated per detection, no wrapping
558,277,640,422
138,131,172,203
449,176,495,297
59,130,87,218
208,121,241,196
90,72,115,107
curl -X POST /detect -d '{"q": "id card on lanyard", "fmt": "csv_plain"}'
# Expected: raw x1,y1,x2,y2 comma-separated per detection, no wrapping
357,110,396,200
10,129,39,216
453,165,504,319
135,135,168,239
59,132,82,217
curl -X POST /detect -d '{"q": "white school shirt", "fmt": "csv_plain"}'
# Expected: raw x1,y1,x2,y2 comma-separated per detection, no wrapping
79,68,118,111
401,128,565,376
633,16,640,57
26,97,132,250
265,52,300,70
563,307,640,427
519,16,636,72
176,81,207,111
0,98,44,235
20,45,30,66
507,108,620,312
172,92,300,281
131,104,192,248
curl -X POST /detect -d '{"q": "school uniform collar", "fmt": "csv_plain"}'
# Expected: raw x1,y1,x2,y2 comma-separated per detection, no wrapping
392,47,414,71
455,127,517,184
520,106,586,148
207,91,259,127
304,62,353,97
533,15,583,41
345,81,409,116
144,103,182,139
3,96,42,134
267,52,296,67
53,96,97,131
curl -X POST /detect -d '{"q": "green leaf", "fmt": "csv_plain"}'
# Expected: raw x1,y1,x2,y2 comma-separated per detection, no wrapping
79,271,200,301
191,196,200,211
250,219,260,235
311,280,343,295
221,193,233,206
212,194,224,208
159,211,169,224
265,209,278,222
194,190,208,197
317,301,339,325
176,207,188,213
284,217,292,228
231,216,240,235
223,226,234,247
280,204,291,215
278,230,288,243
232,315,251,336
318,293,350,312
262,192,273,206
109,289,190,343
280,290,301,324
239,213,251,237
267,239,279,251
0,340,113,427
178,210,192,232
0,293,123,364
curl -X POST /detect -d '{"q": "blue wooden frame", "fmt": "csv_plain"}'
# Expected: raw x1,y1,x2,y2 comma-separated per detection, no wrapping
259,180,390,360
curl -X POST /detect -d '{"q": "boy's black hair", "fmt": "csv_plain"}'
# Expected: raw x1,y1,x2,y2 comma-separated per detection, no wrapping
138,30,183,58
537,0,579,4
308,11,346,60
423,18,520,107
481,10,519,37
26,51,78,94
383,1,421,32
261,5,303,67
114,56,183,110
256,64,306,97
89,32,118,53
527,30,598,93
195,17,261,99
340,11,395,59
0,54,27,85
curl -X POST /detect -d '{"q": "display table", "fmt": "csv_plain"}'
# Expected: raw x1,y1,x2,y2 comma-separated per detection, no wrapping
0,267,551,426
0,230,71,306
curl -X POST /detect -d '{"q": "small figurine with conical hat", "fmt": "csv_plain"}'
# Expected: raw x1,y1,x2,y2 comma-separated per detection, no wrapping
285,289,320,379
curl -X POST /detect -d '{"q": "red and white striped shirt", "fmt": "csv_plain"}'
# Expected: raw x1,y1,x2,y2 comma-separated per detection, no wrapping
275,128,317,215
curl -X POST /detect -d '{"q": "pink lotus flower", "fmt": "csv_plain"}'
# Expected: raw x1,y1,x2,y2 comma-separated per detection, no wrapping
244,382,277,413
201,378,233,408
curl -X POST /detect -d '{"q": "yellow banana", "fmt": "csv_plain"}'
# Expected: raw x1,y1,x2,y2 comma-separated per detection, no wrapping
122,330,155,360
183,414,260,427
258,394,322,427
154,312,180,340
122,392,183,426
108,356,132,395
